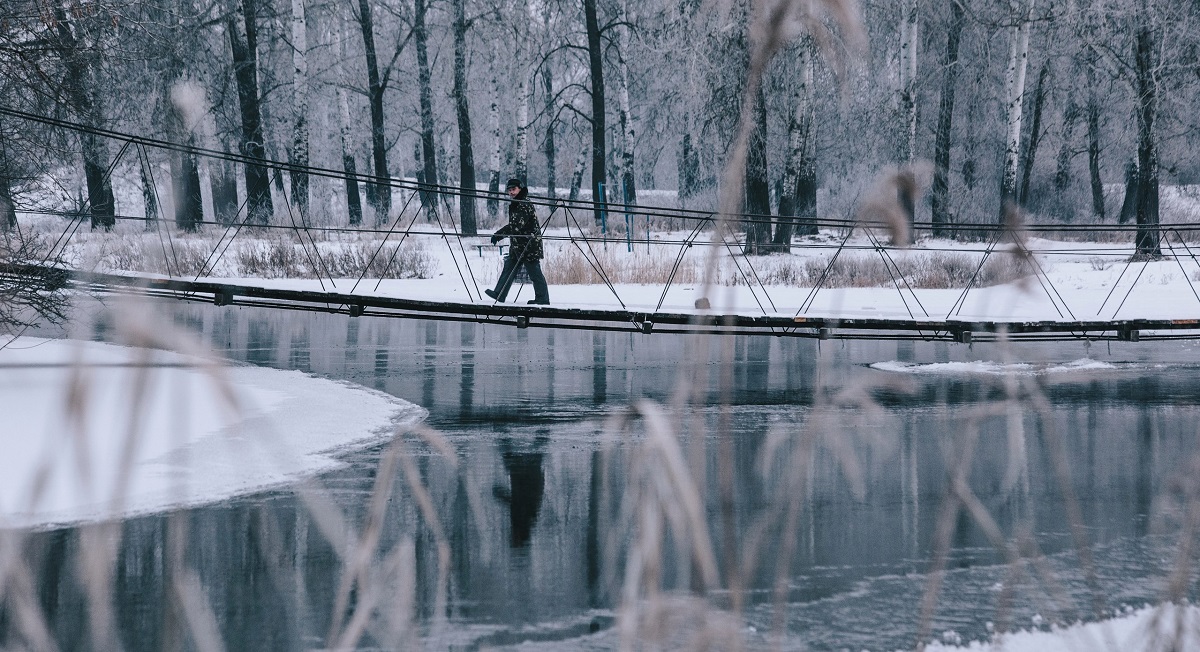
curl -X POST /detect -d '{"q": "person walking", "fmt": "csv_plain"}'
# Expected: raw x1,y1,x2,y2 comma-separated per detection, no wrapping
485,178,550,304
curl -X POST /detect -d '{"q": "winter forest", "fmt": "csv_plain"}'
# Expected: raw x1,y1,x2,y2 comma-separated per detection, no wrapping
2,0,1196,253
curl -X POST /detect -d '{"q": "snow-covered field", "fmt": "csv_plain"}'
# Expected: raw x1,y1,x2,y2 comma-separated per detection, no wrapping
0,336,424,529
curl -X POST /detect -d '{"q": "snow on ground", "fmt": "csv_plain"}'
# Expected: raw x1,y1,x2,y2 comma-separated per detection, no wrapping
926,604,1200,652
188,231,1200,323
0,336,424,530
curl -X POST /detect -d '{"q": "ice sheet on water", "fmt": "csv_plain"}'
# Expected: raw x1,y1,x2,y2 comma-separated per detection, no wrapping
0,337,425,530
871,358,1117,376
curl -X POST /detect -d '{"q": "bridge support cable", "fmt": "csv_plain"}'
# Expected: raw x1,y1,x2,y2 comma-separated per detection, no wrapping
718,234,773,315
1015,235,1074,320
861,227,928,320
2,105,832,239
188,177,263,289
798,226,856,315
356,190,420,293
137,144,185,278
1108,255,1154,320
435,192,484,300
272,168,335,292
562,205,627,309
41,139,133,269
947,230,1002,318
1168,229,1200,307
426,194,479,301
656,217,710,311
1095,251,1137,317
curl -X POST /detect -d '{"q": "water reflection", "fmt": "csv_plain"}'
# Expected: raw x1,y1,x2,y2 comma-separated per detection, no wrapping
16,299,1200,650
494,435,548,549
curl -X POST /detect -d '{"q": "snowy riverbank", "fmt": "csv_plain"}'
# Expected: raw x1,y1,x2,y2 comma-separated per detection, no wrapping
0,336,424,530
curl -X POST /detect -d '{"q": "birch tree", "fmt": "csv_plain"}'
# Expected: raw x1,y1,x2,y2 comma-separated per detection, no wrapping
542,65,557,198
616,0,637,206
487,65,502,220
290,0,309,224
999,0,1034,214
335,15,363,226
774,43,817,251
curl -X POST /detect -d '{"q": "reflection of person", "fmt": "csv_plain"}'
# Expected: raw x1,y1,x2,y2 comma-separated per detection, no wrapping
493,436,548,548
485,178,550,305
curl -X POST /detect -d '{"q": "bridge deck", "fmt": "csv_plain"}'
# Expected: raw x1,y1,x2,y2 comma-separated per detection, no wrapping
22,265,1199,342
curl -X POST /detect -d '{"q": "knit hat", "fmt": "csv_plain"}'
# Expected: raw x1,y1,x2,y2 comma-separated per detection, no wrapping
505,178,523,190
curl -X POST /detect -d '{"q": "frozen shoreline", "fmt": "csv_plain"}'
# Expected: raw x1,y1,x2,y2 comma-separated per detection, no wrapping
0,336,425,530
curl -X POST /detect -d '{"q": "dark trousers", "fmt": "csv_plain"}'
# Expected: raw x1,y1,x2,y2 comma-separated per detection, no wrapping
492,255,549,303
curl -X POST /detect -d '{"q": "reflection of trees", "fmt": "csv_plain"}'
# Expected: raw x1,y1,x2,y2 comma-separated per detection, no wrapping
494,436,549,548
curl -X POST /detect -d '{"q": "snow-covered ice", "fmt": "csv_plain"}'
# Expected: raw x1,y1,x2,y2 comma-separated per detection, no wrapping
926,604,1200,651
0,336,424,530
872,358,1118,376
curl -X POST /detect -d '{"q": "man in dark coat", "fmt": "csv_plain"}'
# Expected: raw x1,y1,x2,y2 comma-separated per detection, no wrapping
485,178,550,304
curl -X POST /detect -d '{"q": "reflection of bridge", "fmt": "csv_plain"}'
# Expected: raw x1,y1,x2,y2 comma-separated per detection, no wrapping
7,106,1200,342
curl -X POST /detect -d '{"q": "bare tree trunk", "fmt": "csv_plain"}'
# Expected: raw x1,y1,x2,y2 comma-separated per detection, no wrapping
1086,59,1105,219
774,44,815,251
211,154,239,226
174,148,203,232
356,0,390,224
584,0,606,225
139,153,159,228
1018,59,1049,206
487,69,502,220
0,117,15,230
898,0,919,163
1087,100,1105,219
1000,0,1034,215
290,0,309,224
677,126,698,209
1119,160,1138,225
54,7,115,230
167,80,204,232
0,176,14,231
616,0,637,207
931,0,963,238
1133,16,1160,259
415,0,438,215
569,146,586,201
742,86,771,255
229,0,274,225
335,16,362,226
542,66,557,199
453,0,477,235
1054,100,1079,191
514,74,530,184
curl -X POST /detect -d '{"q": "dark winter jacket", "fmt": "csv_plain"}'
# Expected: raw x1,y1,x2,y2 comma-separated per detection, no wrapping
493,188,543,261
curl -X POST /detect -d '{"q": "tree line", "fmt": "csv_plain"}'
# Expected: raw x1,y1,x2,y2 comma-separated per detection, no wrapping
1,0,1198,257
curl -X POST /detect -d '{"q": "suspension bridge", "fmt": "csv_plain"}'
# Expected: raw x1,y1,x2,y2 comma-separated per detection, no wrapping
5,105,1200,343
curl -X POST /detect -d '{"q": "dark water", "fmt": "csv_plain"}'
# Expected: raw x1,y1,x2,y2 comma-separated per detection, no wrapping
12,299,1200,650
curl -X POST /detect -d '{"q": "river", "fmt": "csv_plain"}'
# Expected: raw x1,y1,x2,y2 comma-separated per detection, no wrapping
16,298,1200,650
